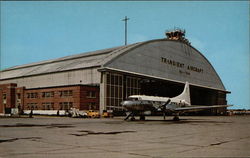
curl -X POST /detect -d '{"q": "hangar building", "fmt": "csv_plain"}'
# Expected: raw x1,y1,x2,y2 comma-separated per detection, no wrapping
0,30,229,115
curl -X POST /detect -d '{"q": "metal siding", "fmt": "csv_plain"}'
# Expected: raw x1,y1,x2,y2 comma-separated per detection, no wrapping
0,54,106,80
105,40,225,90
0,68,101,88
0,44,140,80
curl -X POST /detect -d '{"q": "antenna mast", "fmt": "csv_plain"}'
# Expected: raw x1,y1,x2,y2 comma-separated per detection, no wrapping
122,16,129,45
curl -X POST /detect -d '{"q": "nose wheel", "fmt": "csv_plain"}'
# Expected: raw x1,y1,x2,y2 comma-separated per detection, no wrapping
130,116,136,121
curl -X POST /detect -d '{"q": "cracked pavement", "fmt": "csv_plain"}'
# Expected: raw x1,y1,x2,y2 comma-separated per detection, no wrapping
0,116,249,157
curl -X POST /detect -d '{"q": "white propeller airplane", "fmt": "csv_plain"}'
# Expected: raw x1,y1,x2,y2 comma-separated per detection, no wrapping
121,82,231,121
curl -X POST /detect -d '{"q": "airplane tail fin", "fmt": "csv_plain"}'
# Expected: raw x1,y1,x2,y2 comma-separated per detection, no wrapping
172,82,191,105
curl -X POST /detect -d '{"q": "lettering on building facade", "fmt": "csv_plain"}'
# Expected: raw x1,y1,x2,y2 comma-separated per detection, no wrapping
161,57,203,75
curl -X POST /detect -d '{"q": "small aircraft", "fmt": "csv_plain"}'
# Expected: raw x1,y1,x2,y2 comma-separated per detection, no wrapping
121,82,231,121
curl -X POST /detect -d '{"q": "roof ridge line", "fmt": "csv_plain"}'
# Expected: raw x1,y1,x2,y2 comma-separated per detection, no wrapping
96,43,141,65
0,45,125,72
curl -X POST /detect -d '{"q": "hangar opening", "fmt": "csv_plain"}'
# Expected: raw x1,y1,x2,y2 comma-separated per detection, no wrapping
102,70,228,115
140,79,227,106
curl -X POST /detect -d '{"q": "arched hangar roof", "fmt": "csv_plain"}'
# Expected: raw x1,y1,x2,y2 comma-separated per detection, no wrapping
101,39,226,92
0,39,226,92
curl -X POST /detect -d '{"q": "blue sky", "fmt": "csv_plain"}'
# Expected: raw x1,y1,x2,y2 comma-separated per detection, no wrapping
0,1,249,109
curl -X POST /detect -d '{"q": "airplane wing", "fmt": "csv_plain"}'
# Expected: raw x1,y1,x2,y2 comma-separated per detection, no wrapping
169,105,232,112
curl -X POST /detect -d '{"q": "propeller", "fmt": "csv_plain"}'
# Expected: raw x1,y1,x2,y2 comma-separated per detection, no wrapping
124,112,133,121
162,99,171,120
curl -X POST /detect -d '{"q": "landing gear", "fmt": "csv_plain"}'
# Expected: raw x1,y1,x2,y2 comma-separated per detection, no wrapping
124,112,133,121
173,115,180,121
124,112,145,121
139,115,145,121
125,112,136,121
130,116,136,121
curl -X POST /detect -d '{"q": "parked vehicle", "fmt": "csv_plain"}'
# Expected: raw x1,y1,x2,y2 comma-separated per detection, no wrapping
102,110,113,118
69,108,88,118
87,110,100,118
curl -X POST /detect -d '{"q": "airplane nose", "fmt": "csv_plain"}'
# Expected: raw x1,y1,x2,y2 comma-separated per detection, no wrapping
121,101,128,106
121,101,133,108
121,101,125,106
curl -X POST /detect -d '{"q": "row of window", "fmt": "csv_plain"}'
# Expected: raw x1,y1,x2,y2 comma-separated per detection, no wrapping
27,93,38,98
42,92,54,98
60,90,73,97
26,103,38,110
26,90,73,98
3,90,96,100
25,102,97,110
26,102,73,110
25,90,97,99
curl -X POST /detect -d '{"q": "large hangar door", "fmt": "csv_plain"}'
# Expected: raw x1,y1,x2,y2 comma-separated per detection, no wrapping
140,80,184,98
139,79,218,106
190,87,217,105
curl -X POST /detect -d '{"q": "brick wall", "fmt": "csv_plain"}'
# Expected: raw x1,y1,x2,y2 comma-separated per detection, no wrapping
23,85,99,111
0,83,17,113
24,86,80,110
80,86,99,110
16,87,25,110
0,83,99,113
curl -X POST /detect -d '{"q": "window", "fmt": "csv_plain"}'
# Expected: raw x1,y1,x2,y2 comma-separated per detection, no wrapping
59,90,73,97
106,73,124,111
2,93,7,104
87,91,96,98
16,93,21,105
3,93,6,99
26,103,38,110
27,93,38,98
17,93,21,99
42,102,54,110
126,76,141,98
88,102,96,110
42,92,54,98
106,73,141,111
59,102,73,110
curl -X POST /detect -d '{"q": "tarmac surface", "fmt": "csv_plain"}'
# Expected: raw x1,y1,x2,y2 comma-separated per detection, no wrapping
0,115,250,158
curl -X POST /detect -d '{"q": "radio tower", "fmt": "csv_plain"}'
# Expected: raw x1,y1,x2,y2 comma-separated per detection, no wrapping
122,16,130,45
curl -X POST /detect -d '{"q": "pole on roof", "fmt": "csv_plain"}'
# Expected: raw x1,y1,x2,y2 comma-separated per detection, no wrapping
122,16,129,45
